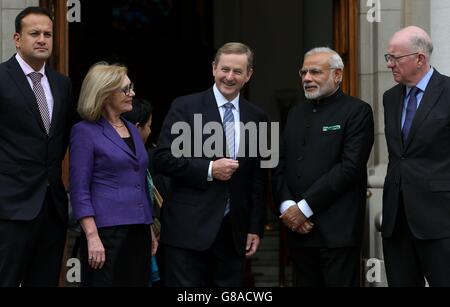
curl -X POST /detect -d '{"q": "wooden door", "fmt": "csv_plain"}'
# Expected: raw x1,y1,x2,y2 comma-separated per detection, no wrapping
40,0,70,189
334,0,359,97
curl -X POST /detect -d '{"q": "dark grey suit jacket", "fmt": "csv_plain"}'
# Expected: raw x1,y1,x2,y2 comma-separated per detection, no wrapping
383,70,450,239
154,88,268,255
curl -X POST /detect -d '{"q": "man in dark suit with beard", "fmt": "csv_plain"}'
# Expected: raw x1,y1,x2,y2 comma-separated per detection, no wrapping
273,47,374,286
154,42,268,287
382,26,450,287
0,7,74,286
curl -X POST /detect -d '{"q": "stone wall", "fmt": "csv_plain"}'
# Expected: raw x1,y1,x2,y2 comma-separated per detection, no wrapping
1,0,38,62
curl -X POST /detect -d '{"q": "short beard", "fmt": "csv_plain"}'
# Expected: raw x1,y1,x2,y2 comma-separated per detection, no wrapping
304,75,337,100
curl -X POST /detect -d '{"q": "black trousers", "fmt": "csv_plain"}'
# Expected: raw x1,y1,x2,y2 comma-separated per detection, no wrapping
0,191,67,287
383,197,450,287
162,215,246,287
80,224,151,287
289,246,361,287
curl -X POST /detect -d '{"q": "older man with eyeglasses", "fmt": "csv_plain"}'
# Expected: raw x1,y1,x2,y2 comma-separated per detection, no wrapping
382,26,450,287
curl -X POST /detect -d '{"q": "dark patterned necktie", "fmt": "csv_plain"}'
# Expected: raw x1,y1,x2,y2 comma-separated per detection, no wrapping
402,86,420,143
28,72,51,134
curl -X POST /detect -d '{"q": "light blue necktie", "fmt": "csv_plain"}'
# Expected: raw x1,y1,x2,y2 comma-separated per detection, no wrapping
223,103,235,159
222,103,235,216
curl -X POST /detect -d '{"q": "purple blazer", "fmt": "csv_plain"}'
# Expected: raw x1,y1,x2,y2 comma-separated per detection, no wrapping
69,117,153,228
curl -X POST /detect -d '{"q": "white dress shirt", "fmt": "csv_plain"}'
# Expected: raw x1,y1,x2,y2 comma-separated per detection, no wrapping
207,84,241,180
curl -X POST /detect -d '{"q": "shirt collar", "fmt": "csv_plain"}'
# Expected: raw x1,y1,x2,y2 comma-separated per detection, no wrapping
213,84,240,112
406,66,434,96
310,86,343,107
15,53,46,77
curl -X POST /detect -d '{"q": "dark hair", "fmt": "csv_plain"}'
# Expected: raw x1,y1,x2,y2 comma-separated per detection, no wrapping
122,99,153,127
15,7,53,34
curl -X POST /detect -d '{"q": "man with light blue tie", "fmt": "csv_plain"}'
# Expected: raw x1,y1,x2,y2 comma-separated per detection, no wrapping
154,42,268,286
383,26,450,287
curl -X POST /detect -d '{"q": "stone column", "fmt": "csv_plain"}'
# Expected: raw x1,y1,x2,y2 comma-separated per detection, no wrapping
1,0,39,62
360,0,404,171
431,0,450,75
360,0,405,287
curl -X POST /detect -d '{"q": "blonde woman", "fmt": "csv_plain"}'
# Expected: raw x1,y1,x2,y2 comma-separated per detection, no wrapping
69,63,157,286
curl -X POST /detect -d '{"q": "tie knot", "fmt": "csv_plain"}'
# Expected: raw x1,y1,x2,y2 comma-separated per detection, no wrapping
28,72,43,83
409,86,420,97
224,102,234,110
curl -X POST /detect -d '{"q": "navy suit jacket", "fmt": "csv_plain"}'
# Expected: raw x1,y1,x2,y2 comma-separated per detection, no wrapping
154,88,268,255
69,117,153,228
0,56,74,221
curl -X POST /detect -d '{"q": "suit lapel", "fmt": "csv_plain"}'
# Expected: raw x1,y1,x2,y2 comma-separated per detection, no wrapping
46,68,62,137
237,99,250,162
202,89,227,157
392,85,406,151
404,71,445,150
6,57,47,134
100,118,137,160
202,89,223,125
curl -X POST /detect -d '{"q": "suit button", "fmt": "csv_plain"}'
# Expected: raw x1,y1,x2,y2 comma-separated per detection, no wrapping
139,203,144,208
401,156,406,160
297,156,303,161
136,185,141,190
312,109,317,113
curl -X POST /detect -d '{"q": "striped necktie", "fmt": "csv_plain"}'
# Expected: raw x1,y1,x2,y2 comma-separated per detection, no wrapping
223,103,235,159
222,102,235,216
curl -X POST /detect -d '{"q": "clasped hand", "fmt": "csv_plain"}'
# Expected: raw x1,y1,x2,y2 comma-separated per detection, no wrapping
280,205,314,235
212,158,239,181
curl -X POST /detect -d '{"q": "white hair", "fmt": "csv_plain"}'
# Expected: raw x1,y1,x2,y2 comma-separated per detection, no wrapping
304,47,344,69
410,35,433,60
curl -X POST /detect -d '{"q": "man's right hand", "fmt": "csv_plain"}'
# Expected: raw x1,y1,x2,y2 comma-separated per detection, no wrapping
212,158,239,181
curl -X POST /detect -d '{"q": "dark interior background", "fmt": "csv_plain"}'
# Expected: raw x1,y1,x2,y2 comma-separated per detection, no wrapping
69,0,214,145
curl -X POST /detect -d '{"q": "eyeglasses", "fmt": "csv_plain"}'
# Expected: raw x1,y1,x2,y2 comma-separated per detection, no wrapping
384,52,419,63
121,82,134,96
299,67,337,78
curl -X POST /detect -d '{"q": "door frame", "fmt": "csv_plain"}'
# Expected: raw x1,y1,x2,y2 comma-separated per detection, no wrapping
44,0,360,101
333,0,359,97
40,0,70,188
40,0,69,76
